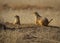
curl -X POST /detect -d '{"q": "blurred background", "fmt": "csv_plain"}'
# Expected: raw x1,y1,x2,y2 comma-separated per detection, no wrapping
0,0,60,26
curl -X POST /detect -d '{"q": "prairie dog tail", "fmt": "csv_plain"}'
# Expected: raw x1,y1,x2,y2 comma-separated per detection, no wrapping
48,19,53,24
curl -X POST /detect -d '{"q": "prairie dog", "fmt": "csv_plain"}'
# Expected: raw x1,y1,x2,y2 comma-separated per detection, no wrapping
34,12,53,26
14,15,20,25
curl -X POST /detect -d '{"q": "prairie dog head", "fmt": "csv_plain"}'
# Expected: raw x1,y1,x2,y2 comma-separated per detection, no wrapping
34,12,41,18
14,15,20,25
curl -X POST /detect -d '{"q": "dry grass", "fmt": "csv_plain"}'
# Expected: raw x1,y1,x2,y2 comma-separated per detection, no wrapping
0,0,60,43
0,24,60,43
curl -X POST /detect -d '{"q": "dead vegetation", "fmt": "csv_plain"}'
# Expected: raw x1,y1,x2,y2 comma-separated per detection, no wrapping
0,0,60,43
0,23,60,43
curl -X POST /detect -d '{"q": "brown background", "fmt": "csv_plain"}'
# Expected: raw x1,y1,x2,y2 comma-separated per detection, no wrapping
0,0,60,26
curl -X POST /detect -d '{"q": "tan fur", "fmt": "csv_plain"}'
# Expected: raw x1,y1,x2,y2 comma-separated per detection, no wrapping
34,12,53,26
14,15,20,25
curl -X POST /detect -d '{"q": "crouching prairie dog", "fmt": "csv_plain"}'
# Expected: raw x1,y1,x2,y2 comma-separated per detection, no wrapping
14,15,20,25
34,12,53,26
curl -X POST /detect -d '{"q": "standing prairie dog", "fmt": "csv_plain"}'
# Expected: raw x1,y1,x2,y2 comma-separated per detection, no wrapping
34,12,53,26
14,15,20,25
